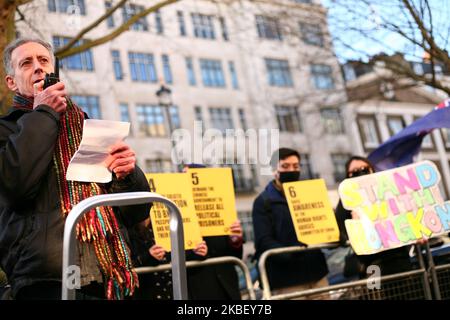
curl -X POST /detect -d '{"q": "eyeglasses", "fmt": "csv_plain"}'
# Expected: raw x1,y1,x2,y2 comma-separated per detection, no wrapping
348,167,372,178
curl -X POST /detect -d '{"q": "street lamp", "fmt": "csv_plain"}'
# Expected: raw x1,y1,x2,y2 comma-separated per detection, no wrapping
156,83,179,170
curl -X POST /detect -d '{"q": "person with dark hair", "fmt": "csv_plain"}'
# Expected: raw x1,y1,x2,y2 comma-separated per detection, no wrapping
0,38,150,300
252,148,329,296
335,155,413,279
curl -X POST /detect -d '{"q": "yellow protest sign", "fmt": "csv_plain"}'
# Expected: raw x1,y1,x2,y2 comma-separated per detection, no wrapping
283,179,340,245
187,168,238,236
145,173,203,251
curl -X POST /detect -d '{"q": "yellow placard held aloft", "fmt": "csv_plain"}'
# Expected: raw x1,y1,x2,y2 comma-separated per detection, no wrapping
283,179,339,245
187,167,238,236
145,173,203,251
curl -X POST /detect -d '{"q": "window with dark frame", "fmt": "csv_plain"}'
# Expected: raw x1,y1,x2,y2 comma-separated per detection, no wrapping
122,3,148,31
311,64,334,90
48,0,86,15
320,108,344,134
209,107,234,133
357,115,381,150
387,115,406,137
53,36,94,71
72,95,101,119
191,13,216,39
128,52,157,83
331,153,350,183
155,10,164,34
300,22,324,47
256,15,283,40
265,58,293,87
104,1,115,28
200,59,226,87
177,11,187,36
275,105,302,132
145,159,173,173
111,50,123,80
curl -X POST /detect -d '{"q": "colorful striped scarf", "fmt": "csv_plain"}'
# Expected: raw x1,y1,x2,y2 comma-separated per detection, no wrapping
13,94,138,300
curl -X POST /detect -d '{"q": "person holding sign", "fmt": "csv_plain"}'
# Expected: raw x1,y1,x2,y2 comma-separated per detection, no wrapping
182,164,244,300
335,156,413,279
127,217,207,300
252,148,329,295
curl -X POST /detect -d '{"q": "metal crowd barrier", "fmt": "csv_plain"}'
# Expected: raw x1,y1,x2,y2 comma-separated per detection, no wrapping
62,192,187,300
258,243,433,300
433,263,450,299
135,256,257,300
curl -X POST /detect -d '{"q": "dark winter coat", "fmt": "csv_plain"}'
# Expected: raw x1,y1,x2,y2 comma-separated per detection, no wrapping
187,235,243,300
0,105,150,298
252,181,328,289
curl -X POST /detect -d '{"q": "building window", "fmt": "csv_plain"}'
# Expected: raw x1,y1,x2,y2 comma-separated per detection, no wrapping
275,105,302,132
387,116,406,137
320,108,344,134
311,64,335,90
256,15,283,40
185,57,196,86
177,11,187,36
169,105,181,129
194,106,205,131
119,103,130,122
228,164,254,193
162,55,173,84
265,58,293,87
200,59,225,87
136,104,166,137
155,10,164,34
128,52,157,82
238,108,248,130
228,61,239,89
219,17,229,41
111,50,123,80
122,4,148,31
300,23,324,47
48,0,86,15
72,95,101,119
104,1,115,28
292,0,312,3
299,153,315,180
209,107,234,133
192,13,215,39
53,36,94,71
146,159,173,173
357,115,381,150
136,104,180,137
331,153,350,183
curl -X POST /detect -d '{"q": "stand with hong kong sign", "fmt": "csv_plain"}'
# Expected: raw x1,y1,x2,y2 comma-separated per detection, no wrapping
145,173,203,251
338,161,450,255
187,167,238,236
283,179,340,245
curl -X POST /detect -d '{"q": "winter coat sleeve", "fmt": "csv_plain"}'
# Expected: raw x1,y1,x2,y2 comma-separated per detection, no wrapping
0,106,60,207
252,195,285,254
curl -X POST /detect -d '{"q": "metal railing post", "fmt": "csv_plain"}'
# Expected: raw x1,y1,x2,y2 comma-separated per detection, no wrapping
62,192,187,300
425,242,442,300
415,244,432,300
258,243,338,300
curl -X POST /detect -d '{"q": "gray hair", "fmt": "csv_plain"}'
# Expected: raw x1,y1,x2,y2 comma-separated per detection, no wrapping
3,38,55,75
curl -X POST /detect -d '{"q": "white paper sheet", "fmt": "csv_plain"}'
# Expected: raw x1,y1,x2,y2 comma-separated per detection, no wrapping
66,119,130,183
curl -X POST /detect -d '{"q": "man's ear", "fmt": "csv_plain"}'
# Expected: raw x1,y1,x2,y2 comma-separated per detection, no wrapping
5,75,17,92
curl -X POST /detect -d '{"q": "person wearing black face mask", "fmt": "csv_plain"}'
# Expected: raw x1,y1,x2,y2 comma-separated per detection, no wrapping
252,148,329,296
335,156,413,281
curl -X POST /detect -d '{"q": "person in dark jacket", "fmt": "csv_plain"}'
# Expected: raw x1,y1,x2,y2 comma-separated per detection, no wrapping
0,38,150,300
335,155,413,279
252,148,329,296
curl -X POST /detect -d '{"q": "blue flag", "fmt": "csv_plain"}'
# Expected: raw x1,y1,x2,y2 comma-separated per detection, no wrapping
368,103,450,171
